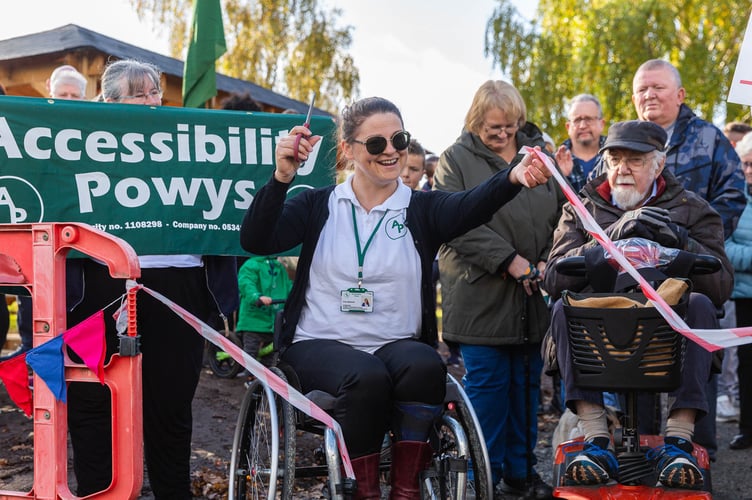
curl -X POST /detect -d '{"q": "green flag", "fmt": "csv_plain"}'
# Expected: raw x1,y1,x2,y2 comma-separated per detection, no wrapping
182,0,227,108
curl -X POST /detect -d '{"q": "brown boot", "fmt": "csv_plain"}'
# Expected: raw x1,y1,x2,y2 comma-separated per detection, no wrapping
389,441,433,500
351,452,381,499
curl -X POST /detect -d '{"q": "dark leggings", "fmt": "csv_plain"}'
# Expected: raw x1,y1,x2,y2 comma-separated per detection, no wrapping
282,338,446,457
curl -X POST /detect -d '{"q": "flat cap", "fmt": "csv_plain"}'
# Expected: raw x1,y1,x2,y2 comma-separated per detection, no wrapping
599,120,667,154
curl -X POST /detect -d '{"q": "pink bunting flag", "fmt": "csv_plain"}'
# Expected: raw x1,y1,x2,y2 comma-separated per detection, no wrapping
0,353,32,416
63,310,106,384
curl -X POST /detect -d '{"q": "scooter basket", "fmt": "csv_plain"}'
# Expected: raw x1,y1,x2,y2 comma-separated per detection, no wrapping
561,290,687,392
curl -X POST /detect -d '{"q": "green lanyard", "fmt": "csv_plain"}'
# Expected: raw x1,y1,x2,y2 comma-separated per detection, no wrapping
351,203,387,288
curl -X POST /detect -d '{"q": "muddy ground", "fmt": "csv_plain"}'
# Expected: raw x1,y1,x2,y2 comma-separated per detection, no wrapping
1,344,751,499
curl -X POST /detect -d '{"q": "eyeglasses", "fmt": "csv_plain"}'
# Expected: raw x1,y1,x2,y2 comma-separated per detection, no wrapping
119,88,163,102
484,123,518,136
352,130,411,155
742,161,752,170
569,116,601,126
605,153,649,171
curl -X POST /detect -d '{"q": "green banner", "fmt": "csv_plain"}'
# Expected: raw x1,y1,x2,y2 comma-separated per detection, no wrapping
0,96,336,255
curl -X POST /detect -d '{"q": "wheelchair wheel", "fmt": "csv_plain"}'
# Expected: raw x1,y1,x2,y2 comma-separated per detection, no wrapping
424,414,472,499
207,331,243,378
229,367,296,499
443,373,493,498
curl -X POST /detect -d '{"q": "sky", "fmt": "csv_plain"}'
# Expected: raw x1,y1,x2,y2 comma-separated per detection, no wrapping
0,0,538,154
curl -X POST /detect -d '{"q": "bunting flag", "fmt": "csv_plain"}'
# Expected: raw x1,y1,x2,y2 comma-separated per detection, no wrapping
63,310,106,384
26,335,66,403
524,146,752,351
182,0,227,108
0,353,32,416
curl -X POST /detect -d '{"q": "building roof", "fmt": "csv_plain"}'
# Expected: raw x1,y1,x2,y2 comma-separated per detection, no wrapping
0,23,330,116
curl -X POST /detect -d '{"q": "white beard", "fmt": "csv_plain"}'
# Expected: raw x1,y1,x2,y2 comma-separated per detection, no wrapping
612,176,650,210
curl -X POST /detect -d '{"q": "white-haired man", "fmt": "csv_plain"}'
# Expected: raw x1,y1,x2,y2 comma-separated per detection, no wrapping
544,120,733,490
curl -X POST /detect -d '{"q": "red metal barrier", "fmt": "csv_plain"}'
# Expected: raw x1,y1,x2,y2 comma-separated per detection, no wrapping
0,223,141,500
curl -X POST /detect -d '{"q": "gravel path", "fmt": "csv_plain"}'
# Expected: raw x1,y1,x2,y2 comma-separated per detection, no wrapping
2,350,752,498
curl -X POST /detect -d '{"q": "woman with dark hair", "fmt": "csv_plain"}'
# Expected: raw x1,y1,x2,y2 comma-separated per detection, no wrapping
241,96,550,498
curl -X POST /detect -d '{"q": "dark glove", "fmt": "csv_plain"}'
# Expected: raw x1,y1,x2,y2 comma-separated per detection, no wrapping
651,222,688,248
629,206,688,248
631,206,673,226
584,246,617,292
605,209,654,241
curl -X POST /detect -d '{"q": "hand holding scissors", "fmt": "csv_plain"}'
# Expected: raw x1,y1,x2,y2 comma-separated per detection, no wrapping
293,92,316,163
275,93,321,183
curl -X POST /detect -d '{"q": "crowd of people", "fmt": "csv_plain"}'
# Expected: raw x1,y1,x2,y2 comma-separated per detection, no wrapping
1,54,751,500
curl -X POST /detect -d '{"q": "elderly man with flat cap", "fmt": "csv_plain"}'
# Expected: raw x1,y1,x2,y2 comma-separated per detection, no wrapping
543,120,733,490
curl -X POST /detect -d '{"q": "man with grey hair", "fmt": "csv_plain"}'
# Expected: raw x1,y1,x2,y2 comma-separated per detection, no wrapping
47,65,87,100
555,93,606,192
544,120,732,490
630,58,746,461
5,65,90,361
630,59,744,238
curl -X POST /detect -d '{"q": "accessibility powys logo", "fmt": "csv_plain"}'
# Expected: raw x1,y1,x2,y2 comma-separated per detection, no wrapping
0,177,44,223
385,213,408,240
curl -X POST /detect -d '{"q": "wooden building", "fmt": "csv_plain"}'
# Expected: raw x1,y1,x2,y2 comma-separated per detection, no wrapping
0,23,327,115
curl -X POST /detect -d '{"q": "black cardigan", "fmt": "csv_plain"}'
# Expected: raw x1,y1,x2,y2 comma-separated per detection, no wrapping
240,171,523,351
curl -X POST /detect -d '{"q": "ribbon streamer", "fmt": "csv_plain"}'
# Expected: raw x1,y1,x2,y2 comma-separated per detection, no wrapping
128,281,355,479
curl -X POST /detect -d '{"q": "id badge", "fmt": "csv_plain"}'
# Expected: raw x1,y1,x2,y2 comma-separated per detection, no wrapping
341,288,374,313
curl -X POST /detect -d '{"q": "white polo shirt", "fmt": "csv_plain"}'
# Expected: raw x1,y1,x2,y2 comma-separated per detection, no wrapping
294,177,422,353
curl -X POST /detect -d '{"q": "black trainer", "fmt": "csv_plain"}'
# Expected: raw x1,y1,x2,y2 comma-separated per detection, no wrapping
496,472,553,499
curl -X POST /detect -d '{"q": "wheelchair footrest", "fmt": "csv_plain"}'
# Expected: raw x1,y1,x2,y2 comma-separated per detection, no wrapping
422,456,468,481
335,477,357,496
617,450,655,485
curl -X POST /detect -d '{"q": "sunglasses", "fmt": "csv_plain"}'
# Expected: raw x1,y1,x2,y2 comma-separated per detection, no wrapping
352,130,411,155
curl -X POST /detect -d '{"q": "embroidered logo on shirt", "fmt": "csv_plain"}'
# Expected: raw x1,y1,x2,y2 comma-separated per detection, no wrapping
385,213,408,240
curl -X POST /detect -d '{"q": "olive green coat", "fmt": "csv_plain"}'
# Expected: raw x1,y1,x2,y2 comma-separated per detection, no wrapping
434,125,565,346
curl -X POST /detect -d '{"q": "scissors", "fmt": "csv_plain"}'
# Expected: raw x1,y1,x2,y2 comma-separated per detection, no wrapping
293,92,316,163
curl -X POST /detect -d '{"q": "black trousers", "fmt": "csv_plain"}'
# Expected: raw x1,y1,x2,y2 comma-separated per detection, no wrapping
282,338,446,457
17,295,33,350
736,298,752,435
67,260,209,499
0,294,7,349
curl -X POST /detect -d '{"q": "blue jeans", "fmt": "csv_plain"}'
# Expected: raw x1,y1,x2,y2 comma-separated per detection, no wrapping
460,343,543,484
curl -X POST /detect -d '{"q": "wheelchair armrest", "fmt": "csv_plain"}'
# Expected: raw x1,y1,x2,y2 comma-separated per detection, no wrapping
305,390,337,412
444,378,464,404
716,305,725,319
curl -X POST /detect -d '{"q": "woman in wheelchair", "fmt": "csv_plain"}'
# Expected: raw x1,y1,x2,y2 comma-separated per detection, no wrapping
543,121,734,490
240,96,551,498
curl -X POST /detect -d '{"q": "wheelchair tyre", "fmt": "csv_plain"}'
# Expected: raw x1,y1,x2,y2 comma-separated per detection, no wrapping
228,368,296,499
207,332,243,378
446,374,493,498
